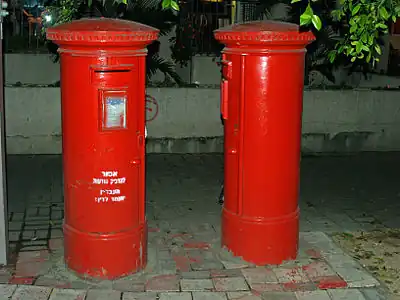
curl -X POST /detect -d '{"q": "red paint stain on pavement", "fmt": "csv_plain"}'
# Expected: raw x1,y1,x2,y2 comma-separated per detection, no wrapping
9,276,36,285
183,242,210,250
316,275,348,289
305,249,322,259
172,255,190,272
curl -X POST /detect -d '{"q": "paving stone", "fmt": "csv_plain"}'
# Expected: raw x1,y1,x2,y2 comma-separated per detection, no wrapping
9,222,23,231
50,229,63,238
360,288,388,300
8,276,36,285
0,284,17,298
27,208,39,217
8,231,21,242
11,213,25,222
159,292,192,300
113,279,145,292
181,271,211,279
273,267,310,284
327,288,367,300
192,261,224,271
48,238,64,251
86,290,121,300
301,261,335,279
158,259,178,274
301,261,347,289
328,264,379,288
226,292,261,300
122,292,159,300
146,275,180,292
295,290,331,300
242,267,278,285
12,285,52,300
250,283,283,293
15,251,49,277
35,276,71,288
258,291,296,300
38,208,50,217
192,292,228,300
220,261,251,270
181,279,214,291
49,288,86,300
211,269,243,278
213,277,249,292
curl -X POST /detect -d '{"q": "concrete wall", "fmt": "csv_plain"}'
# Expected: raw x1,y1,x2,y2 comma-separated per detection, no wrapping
5,54,60,85
5,87,400,154
6,53,400,87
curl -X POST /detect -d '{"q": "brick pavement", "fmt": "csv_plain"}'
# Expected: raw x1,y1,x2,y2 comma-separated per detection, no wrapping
2,153,400,299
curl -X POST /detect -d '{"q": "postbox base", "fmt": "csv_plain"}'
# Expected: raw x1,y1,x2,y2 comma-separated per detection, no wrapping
63,222,147,279
221,207,299,265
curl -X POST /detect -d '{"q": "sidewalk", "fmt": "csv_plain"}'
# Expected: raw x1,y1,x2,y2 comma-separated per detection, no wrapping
3,153,400,299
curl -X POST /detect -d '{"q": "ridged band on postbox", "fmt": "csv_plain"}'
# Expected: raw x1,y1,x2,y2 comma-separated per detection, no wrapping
46,18,159,279
214,21,315,265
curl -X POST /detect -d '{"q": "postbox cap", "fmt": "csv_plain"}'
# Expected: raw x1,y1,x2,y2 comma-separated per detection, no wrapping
46,18,159,48
214,21,315,47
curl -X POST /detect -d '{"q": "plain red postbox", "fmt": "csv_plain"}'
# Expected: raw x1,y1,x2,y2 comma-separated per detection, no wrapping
214,21,315,265
46,18,159,279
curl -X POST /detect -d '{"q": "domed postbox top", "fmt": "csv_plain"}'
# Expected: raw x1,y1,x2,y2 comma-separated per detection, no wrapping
46,18,159,47
214,21,315,47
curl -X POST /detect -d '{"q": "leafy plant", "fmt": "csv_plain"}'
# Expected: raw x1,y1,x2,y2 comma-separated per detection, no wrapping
293,0,400,64
43,0,183,85
305,25,338,84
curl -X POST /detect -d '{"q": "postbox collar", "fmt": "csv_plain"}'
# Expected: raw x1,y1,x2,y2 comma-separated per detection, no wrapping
214,20,315,46
46,18,160,47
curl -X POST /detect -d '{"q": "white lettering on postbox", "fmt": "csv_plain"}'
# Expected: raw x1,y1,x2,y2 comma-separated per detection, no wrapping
93,170,127,203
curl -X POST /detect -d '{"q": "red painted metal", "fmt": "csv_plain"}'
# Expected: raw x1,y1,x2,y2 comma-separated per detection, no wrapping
46,18,159,279
214,21,315,265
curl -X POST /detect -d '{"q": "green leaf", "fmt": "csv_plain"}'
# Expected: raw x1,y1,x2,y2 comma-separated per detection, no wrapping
355,41,362,53
311,14,322,30
351,56,357,62
300,4,314,26
87,0,92,6
350,24,357,33
361,34,368,43
161,0,171,9
361,44,369,51
328,50,337,63
368,35,374,45
170,0,179,10
300,13,312,25
375,44,382,55
375,23,388,29
379,6,389,20
352,4,361,15
291,0,302,3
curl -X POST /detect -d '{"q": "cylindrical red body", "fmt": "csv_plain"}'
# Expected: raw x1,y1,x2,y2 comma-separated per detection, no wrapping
214,21,315,265
46,19,159,279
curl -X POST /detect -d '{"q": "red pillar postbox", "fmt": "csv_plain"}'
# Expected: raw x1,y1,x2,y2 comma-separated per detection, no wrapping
214,21,315,265
46,18,159,279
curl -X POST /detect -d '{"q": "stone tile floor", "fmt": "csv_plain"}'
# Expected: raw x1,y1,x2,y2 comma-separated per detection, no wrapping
2,153,400,299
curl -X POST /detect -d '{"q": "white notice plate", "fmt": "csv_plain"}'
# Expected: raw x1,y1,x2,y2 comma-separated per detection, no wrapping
104,96,127,129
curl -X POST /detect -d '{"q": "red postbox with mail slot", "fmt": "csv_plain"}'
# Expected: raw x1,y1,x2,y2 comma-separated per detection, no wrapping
46,18,159,279
214,21,315,265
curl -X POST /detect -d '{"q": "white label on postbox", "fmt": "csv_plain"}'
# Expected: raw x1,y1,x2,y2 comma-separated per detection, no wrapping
104,96,127,129
93,170,127,203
